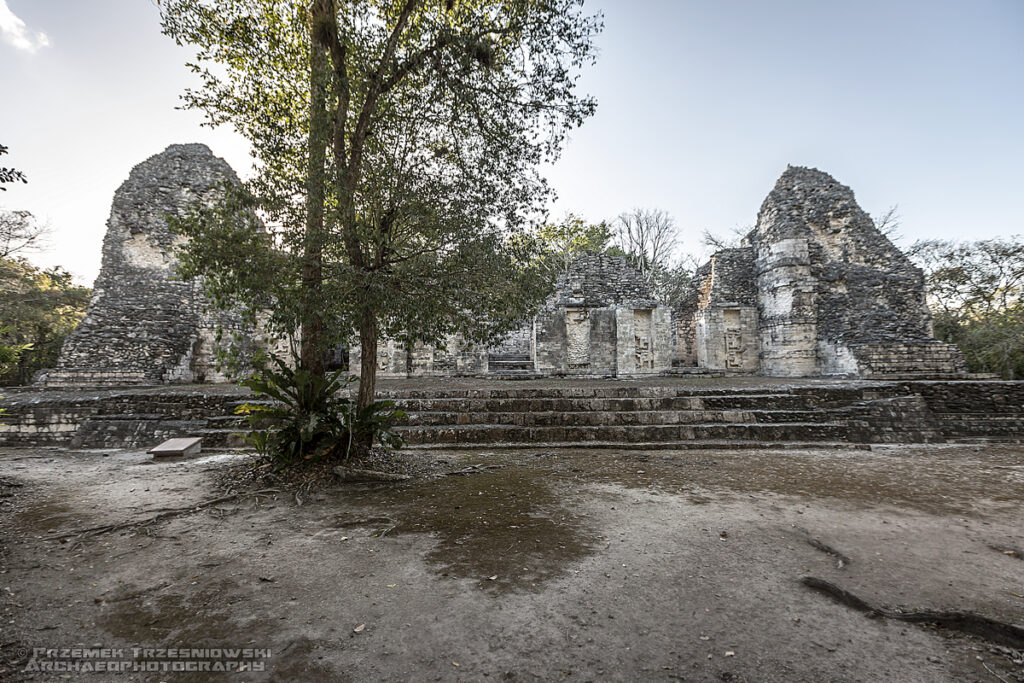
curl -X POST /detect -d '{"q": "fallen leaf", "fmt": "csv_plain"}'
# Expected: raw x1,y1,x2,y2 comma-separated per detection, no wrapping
452,662,460,667
387,584,397,588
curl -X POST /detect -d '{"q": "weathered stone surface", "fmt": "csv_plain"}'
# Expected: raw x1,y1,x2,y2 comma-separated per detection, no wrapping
535,253,672,377
674,248,759,371
680,166,966,377
3,380,1021,449
41,144,250,386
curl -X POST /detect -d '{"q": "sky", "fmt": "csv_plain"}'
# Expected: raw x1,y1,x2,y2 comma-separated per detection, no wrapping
1,0,1022,285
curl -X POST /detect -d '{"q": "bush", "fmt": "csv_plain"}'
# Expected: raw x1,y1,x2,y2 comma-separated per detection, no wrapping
234,355,405,469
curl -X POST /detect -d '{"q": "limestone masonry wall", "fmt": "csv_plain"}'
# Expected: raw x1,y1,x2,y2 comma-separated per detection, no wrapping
41,144,251,387
683,165,966,378
535,254,672,376
33,148,969,382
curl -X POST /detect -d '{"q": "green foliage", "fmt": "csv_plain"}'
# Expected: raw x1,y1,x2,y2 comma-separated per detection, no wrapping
649,261,694,309
159,0,602,415
911,236,1024,379
537,213,614,276
0,258,90,386
235,355,405,468
0,332,31,371
0,143,28,191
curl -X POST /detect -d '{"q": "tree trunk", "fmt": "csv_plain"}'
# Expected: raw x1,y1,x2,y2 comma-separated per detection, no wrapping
357,309,378,409
355,308,378,451
300,0,331,376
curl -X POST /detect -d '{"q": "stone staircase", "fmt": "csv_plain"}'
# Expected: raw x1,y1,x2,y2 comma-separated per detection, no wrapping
385,384,918,449
66,393,251,449
486,353,538,378
3,380,1022,451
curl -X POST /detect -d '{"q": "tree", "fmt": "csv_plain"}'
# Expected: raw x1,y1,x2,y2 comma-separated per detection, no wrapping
910,237,1024,379
160,0,601,448
0,258,90,386
613,207,678,284
537,213,614,276
0,144,28,191
0,210,46,258
871,204,902,241
700,225,749,252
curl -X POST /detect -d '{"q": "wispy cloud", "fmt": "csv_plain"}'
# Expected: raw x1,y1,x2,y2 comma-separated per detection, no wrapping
0,0,50,53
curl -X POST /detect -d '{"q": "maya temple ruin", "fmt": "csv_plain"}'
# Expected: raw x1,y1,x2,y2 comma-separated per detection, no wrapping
2,144,1022,452
40,144,966,386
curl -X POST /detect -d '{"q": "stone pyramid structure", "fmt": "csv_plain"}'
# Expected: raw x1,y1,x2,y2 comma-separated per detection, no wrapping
42,144,245,386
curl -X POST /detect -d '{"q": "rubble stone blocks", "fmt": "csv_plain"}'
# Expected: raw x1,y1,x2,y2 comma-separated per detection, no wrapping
535,253,673,377
35,146,968,384
4,380,1022,450
40,144,249,387
679,166,967,377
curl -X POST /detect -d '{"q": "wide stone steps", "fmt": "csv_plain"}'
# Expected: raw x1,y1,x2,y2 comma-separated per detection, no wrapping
387,394,820,413
396,422,849,446
936,414,1024,440
399,408,835,427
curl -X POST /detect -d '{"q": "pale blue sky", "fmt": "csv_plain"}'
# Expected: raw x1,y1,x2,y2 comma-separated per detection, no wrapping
1,0,1022,284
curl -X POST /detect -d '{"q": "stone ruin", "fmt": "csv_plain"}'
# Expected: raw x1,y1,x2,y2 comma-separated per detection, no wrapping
349,252,674,379
534,253,673,376
675,166,966,377
40,144,252,387
39,147,965,385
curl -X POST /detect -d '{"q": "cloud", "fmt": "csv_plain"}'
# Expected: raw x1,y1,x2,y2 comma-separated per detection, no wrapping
0,0,50,53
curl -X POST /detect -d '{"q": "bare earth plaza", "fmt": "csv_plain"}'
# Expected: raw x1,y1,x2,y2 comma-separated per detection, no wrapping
1,1,1023,681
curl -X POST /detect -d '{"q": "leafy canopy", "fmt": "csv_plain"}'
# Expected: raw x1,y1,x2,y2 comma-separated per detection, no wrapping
160,0,602,353
911,236,1024,379
0,257,90,386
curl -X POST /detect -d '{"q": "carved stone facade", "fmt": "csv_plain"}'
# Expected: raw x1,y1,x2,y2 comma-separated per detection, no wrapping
349,335,489,379
535,253,673,377
40,144,253,387
38,149,965,385
676,166,966,377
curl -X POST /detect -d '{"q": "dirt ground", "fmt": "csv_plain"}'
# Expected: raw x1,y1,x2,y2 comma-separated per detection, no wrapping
1,443,1022,682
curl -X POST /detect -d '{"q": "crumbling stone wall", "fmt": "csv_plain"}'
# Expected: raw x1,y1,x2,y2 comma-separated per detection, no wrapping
41,144,250,386
674,248,759,371
535,253,672,376
749,166,964,376
349,334,489,378
683,166,966,378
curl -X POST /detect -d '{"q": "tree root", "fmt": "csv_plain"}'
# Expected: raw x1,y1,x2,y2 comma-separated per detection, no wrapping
335,516,394,528
990,544,1022,561
46,488,282,541
794,526,851,569
445,464,506,476
801,576,1024,649
806,538,852,569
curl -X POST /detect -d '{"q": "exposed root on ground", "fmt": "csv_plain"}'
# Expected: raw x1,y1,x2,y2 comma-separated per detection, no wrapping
445,464,507,476
801,576,1024,649
990,544,1022,561
806,538,851,569
794,527,851,568
46,488,282,541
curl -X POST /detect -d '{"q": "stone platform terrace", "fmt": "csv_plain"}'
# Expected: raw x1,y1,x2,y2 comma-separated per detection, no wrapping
1,377,1022,451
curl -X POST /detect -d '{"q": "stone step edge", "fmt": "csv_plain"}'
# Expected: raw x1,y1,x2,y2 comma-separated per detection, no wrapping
404,441,871,451
395,421,847,431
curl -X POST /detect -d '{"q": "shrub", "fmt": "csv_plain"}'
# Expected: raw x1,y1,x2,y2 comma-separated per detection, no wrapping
234,355,405,469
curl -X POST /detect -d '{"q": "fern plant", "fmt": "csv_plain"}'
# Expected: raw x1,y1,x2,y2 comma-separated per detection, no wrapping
234,355,405,469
